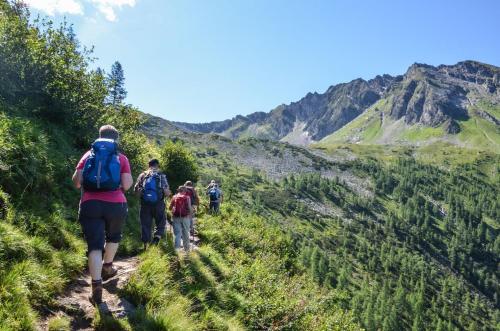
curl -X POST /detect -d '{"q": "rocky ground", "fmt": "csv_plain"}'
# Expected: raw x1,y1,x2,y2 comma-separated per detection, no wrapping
38,233,201,331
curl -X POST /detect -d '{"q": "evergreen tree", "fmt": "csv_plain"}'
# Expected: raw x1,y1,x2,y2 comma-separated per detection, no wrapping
106,61,127,106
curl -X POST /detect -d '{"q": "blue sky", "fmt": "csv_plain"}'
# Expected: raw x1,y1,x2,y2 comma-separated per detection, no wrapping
26,0,500,123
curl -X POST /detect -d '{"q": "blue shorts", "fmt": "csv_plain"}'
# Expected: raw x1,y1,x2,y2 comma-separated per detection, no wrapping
78,200,128,253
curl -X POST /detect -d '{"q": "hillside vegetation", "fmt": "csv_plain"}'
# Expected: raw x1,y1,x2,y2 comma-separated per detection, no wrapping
171,137,499,331
319,96,500,152
0,2,358,330
1,2,499,331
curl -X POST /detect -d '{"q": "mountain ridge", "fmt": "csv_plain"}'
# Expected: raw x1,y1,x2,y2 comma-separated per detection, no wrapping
170,60,500,149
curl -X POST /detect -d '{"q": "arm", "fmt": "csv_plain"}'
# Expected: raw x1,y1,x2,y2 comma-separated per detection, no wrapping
73,152,88,189
220,191,224,204
119,155,133,192
72,169,82,189
133,173,144,194
121,173,133,191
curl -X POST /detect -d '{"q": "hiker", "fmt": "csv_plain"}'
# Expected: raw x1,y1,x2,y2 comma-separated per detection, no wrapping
207,182,223,214
72,125,133,305
169,186,193,252
134,159,170,249
184,180,199,236
205,179,216,192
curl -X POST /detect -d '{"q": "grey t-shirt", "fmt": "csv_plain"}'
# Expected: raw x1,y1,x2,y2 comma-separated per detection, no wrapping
134,170,169,194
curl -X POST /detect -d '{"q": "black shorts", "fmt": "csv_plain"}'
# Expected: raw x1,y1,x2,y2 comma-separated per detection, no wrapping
78,200,128,253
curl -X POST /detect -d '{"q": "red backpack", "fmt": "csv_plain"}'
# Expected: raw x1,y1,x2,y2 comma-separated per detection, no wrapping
172,194,190,217
185,187,199,205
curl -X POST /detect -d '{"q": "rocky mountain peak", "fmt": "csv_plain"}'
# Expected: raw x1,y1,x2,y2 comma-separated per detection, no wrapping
388,61,500,132
170,60,499,143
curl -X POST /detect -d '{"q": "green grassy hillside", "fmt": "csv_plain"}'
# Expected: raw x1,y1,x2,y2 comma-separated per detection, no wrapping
107,205,358,331
144,117,500,330
319,97,500,153
1,2,498,330
0,3,358,330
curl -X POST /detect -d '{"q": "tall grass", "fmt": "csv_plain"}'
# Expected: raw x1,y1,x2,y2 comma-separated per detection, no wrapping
122,204,360,330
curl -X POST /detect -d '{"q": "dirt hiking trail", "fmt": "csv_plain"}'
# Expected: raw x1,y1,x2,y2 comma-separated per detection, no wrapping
38,230,201,331
38,257,139,331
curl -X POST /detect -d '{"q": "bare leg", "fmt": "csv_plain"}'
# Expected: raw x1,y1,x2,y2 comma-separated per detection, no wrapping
103,242,119,264
88,250,103,280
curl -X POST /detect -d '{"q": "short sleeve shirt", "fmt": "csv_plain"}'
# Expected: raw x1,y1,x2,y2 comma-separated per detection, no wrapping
136,171,169,191
76,151,131,203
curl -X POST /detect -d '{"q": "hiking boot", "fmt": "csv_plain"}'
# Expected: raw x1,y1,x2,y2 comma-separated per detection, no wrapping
152,235,161,245
102,262,118,281
89,279,103,305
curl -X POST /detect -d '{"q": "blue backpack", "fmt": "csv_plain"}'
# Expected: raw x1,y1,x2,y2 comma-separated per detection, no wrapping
82,139,121,191
209,188,220,202
141,172,163,205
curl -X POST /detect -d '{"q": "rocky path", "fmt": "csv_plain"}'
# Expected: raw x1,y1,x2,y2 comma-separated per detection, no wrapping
38,257,139,331
38,229,201,331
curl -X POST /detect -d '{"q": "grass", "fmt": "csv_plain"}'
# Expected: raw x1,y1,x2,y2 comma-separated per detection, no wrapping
398,124,444,141
0,211,87,330
475,99,500,119
47,314,71,331
121,204,360,331
457,116,500,152
361,115,383,142
319,98,389,145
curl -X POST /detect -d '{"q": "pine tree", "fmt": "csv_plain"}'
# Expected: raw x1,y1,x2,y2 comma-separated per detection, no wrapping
106,61,127,106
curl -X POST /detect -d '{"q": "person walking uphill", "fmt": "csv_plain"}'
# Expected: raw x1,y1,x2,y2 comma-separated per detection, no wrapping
207,182,223,214
169,186,193,252
72,125,133,305
184,181,199,236
134,159,170,250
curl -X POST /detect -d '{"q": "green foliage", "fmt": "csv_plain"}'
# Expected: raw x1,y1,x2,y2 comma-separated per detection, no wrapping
160,141,199,189
0,2,145,328
47,314,71,331
0,1,497,330
0,1,107,144
124,246,200,331
124,206,360,330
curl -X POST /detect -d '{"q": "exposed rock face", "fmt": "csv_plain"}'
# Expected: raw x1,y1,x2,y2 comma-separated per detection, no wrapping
305,75,396,139
171,61,500,141
173,75,397,140
389,64,476,131
444,118,461,134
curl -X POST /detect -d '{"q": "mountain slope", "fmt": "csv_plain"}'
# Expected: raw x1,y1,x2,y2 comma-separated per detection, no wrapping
320,61,500,151
173,74,397,144
0,4,360,330
172,61,500,150
146,124,500,330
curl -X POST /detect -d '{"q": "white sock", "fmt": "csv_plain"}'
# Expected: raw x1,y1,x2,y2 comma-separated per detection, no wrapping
88,250,102,280
103,242,119,264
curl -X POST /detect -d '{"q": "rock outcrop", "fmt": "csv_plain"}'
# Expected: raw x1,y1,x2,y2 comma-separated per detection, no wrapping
170,61,500,142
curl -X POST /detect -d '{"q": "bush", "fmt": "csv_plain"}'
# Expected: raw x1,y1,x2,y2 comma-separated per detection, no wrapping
160,141,199,190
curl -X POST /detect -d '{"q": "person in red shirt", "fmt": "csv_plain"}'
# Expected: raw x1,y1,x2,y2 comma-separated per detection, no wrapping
72,125,133,305
169,186,193,252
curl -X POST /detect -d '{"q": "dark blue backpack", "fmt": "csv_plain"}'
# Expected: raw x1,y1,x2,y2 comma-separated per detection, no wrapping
82,139,121,191
209,188,220,201
141,172,163,205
